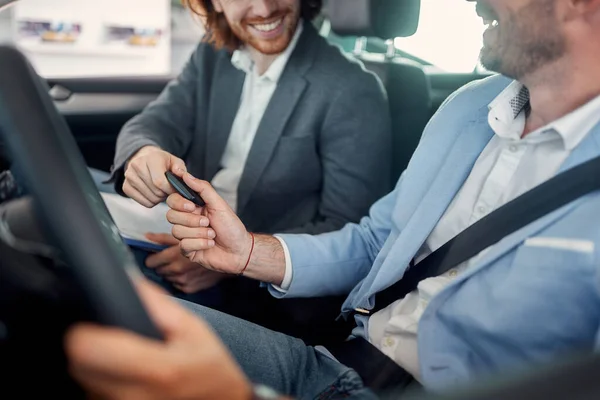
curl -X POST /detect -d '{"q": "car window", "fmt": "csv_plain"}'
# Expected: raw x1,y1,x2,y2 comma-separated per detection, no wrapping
323,0,485,73
394,0,485,73
0,0,203,78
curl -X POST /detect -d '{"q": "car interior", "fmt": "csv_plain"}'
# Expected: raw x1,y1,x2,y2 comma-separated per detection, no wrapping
1,0,600,398
30,0,489,184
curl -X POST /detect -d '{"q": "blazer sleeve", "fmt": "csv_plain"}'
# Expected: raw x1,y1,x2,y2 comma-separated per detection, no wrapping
108,46,203,193
272,175,403,298
280,78,392,234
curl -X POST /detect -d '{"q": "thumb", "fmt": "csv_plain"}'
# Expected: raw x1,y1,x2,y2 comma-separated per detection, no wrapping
134,279,215,343
145,232,179,246
183,173,231,211
134,279,192,335
167,154,187,177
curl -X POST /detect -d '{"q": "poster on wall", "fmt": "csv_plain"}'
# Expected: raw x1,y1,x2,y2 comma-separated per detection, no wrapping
104,25,164,48
13,0,170,78
17,20,82,44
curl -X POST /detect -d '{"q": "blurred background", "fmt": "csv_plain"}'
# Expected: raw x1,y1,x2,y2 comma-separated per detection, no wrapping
0,0,486,79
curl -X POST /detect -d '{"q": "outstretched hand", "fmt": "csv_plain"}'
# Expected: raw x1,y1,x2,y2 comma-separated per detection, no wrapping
166,173,253,275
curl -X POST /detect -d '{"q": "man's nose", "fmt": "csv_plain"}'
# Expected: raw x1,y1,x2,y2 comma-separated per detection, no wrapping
251,0,278,18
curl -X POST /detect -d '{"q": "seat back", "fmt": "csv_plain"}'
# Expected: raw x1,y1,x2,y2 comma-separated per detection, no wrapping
327,0,430,184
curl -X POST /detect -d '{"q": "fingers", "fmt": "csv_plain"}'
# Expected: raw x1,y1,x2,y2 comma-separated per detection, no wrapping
123,168,163,206
68,367,134,400
180,238,215,256
173,283,196,294
123,150,188,208
65,323,168,381
167,155,187,177
183,174,231,209
167,206,210,227
163,271,192,285
133,279,211,341
169,269,225,294
172,225,215,242
64,279,185,379
135,162,170,198
166,193,202,213
157,260,197,276
145,232,179,246
146,156,178,194
66,279,253,400
122,181,155,208
145,245,181,269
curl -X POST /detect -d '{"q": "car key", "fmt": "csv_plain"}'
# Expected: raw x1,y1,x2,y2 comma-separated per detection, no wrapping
165,171,205,207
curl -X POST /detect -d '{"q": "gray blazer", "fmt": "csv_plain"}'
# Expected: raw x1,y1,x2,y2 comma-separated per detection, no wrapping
111,22,391,235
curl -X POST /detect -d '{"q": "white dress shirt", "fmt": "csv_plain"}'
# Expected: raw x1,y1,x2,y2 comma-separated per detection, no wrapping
211,23,303,211
276,80,600,379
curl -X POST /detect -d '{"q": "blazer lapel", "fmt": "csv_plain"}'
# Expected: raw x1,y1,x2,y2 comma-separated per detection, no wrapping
204,60,245,180
371,108,495,292
236,23,317,214
450,120,600,287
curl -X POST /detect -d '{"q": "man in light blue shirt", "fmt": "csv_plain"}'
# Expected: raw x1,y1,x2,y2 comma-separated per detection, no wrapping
65,0,600,399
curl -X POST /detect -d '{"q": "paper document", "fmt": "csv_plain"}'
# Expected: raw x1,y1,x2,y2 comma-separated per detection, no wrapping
100,192,172,252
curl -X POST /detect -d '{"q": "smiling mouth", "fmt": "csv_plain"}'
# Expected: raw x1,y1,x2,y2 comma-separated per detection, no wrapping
250,17,283,33
477,2,500,28
484,19,499,28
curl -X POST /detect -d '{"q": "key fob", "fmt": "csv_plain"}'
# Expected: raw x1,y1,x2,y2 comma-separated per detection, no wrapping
165,171,205,207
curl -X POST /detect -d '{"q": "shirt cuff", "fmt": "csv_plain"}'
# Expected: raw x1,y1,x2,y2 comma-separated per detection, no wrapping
271,235,293,292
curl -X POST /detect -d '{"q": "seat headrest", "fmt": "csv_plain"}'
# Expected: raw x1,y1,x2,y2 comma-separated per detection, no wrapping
327,0,420,39
0,0,19,10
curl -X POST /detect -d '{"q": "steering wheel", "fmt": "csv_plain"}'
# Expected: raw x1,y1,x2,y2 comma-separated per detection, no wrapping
0,46,161,337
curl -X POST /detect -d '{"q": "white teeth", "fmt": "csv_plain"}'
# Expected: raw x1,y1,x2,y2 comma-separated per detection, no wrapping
492,19,499,27
252,18,282,32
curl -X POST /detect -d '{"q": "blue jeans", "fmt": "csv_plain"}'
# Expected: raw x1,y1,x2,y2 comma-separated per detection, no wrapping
180,300,375,400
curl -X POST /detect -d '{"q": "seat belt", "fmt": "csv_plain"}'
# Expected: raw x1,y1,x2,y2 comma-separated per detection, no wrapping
361,154,600,317
328,154,600,392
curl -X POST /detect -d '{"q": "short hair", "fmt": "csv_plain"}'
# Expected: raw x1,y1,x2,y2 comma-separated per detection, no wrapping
182,0,323,51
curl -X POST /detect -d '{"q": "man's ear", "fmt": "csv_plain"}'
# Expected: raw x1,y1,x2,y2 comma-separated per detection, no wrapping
211,0,223,13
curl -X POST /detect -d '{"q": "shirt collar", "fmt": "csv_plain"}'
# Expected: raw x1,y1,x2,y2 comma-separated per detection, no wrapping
549,92,600,150
488,80,600,150
231,20,303,83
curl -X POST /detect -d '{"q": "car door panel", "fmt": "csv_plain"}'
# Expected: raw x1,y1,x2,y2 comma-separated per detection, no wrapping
46,77,169,171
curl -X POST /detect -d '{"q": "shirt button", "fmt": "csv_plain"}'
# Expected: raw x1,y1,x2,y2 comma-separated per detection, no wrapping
509,145,518,152
385,336,396,347
449,270,458,277
478,205,487,214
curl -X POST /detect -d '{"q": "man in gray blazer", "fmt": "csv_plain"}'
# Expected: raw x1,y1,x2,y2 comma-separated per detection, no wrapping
108,0,391,332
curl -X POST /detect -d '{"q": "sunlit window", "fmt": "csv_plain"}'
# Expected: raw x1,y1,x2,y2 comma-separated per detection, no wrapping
394,0,485,72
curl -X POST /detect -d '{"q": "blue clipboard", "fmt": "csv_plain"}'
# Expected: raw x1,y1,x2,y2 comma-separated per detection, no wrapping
122,237,169,253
